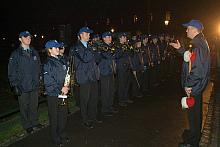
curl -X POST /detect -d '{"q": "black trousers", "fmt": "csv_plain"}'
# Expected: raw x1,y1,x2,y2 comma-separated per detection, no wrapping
141,69,150,91
18,90,39,129
117,71,130,102
47,96,68,144
100,74,114,113
185,94,202,147
79,82,98,123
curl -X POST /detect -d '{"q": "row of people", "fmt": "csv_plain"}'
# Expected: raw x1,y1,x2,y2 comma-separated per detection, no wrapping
8,28,180,147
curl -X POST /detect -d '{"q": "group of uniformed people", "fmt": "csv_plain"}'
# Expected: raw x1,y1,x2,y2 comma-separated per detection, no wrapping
68,27,180,130
8,28,180,147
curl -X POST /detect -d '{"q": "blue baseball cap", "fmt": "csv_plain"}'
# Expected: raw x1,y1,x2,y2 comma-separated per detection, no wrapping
182,19,204,30
45,40,60,49
102,32,112,38
118,32,127,38
78,27,93,34
59,42,67,48
19,31,32,38
93,34,100,38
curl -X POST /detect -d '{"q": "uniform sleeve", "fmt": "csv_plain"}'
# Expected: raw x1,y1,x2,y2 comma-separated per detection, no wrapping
185,46,205,88
43,63,59,95
8,52,19,87
177,47,186,56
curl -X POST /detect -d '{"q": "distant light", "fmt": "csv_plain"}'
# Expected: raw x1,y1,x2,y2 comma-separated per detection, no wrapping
34,34,37,37
164,20,169,26
110,28,115,33
41,35,44,39
218,25,220,35
2,37,6,40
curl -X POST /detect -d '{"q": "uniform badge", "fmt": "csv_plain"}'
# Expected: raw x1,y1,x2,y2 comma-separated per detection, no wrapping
33,56,37,60
63,65,66,70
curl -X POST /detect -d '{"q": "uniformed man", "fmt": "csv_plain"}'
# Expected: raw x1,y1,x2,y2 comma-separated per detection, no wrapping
129,38,144,98
115,33,133,107
69,27,100,129
141,35,151,92
96,31,118,116
8,31,42,134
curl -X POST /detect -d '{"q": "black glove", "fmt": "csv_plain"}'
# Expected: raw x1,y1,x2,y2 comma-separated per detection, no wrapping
12,86,22,96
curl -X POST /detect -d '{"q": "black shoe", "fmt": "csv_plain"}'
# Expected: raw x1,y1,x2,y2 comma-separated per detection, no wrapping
26,127,34,134
103,112,113,117
125,99,133,103
93,119,103,124
33,124,43,130
55,143,64,147
135,94,143,98
62,137,70,143
178,142,193,147
111,109,118,114
118,102,127,107
83,122,94,129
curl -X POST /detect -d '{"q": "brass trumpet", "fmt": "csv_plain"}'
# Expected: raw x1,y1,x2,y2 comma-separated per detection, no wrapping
58,67,70,106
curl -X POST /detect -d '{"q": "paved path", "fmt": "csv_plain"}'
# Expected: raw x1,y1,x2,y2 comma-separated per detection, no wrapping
9,78,188,147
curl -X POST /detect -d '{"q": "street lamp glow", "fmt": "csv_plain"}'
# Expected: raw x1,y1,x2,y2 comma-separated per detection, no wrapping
34,34,37,37
218,25,220,34
164,20,169,26
110,28,115,33
41,35,44,39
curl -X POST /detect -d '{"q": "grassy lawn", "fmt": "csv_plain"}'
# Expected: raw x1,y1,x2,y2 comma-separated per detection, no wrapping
0,97,77,146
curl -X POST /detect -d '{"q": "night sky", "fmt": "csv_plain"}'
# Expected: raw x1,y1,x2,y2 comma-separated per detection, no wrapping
0,0,220,36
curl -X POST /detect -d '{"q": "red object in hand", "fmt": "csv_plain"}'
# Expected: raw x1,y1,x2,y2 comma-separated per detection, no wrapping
190,52,196,63
181,96,195,109
186,96,195,107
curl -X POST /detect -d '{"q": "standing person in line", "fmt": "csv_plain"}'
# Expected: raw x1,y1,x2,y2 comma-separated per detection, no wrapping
97,31,118,117
69,27,100,129
43,40,70,147
8,31,42,134
170,20,210,147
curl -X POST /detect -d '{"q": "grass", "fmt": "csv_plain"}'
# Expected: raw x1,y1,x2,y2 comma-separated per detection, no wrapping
0,97,77,146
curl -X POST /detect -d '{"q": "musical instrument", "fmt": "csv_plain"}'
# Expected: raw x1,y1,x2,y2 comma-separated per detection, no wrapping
58,67,70,106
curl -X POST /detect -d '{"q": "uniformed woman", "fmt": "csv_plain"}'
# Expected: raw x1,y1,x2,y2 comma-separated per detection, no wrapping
43,40,70,147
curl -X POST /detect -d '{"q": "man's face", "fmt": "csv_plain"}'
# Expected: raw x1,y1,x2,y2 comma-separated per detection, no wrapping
142,38,148,44
119,36,127,44
135,41,141,48
19,36,31,45
103,36,112,44
186,26,197,39
80,32,90,42
152,38,158,44
59,47,65,55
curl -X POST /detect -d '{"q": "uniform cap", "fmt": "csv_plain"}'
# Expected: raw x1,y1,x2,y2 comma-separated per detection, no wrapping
19,31,32,38
102,32,112,38
59,42,67,48
78,27,93,34
45,40,60,49
118,32,127,38
182,19,204,30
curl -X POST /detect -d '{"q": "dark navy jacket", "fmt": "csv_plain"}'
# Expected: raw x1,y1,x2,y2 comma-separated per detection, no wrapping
149,43,160,64
178,33,210,95
115,46,130,72
96,43,114,76
69,41,99,85
43,56,67,97
129,49,144,72
141,45,151,67
8,46,41,92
